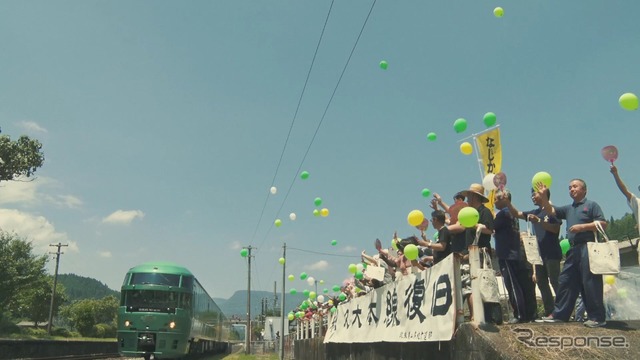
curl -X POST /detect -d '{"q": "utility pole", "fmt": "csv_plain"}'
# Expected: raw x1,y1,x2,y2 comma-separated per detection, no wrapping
47,243,67,335
243,245,253,355
280,243,286,360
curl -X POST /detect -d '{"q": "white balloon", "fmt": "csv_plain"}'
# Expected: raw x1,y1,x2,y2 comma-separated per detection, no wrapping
483,174,497,191
270,186,277,194
356,263,364,273
289,213,297,221
306,276,315,286
317,295,325,303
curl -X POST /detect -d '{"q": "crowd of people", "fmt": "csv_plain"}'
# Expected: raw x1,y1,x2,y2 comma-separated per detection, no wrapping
290,163,638,330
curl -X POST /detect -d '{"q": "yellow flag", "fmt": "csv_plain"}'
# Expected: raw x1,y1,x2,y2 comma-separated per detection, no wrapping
475,127,502,212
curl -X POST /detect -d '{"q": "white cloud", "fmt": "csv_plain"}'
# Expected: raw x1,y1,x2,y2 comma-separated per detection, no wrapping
98,251,112,258
229,241,242,250
16,120,48,133
0,177,82,209
343,245,357,253
0,208,79,254
307,260,329,271
102,210,145,225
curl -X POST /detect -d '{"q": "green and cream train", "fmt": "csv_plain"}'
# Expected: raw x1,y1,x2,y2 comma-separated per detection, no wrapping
117,262,230,359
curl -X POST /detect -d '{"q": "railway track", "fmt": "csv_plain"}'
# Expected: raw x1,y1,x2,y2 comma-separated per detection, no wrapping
17,354,123,360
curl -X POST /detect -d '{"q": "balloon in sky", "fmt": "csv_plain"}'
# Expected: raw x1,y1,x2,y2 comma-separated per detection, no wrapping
288,313,295,321
288,274,294,281
532,171,552,190
331,239,338,246
427,132,437,141
460,142,473,155
355,271,364,280
319,280,324,284
321,208,329,217
379,60,388,70
303,289,310,297
483,173,497,191
278,257,285,265
404,244,419,260
313,209,320,217
240,248,248,257
619,93,638,111
289,212,296,221
422,188,431,197
332,285,341,292
560,239,570,256
317,295,325,303
453,118,468,133
493,172,507,189
300,272,308,280
300,171,310,180
314,197,322,207
309,291,317,300
458,207,480,228
306,277,315,286
323,288,329,294
604,275,616,285
274,219,282,227
601,145,618,163
339,293,347,301
348,264,357,274
407,210,425,227
270,186,277,194
494,7,504,18
290,288,297,295
483,112,497,127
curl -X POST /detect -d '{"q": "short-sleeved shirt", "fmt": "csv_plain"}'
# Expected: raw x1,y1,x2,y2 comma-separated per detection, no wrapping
522,208,562,260
493,207,521,260
433,226,452,264
628,193,640,230
554,198,606,244
465,204,494,250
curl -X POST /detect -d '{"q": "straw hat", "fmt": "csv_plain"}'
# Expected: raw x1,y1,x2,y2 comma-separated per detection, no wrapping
460,183,489,203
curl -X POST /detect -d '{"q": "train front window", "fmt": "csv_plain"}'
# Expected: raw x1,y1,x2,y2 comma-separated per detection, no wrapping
130,273,180,286
124,290,179,312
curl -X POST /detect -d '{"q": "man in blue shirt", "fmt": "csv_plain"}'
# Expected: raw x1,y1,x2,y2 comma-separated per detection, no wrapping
493,189,537,323
507,188,562,317
536,179,608,328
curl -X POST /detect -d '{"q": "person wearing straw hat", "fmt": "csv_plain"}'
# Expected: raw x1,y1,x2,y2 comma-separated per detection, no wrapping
458,183,494,252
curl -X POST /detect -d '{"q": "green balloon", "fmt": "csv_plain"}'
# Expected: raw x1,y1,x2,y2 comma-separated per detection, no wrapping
300,272,308,280
453,118,468,133
338,293,347,301
300,171,310,180
330,307,337,313
288,274,294,281
313,209,320,217
309,291,317,299
348,264,357,274
355,271,364,280
296,311,304,318
331,239,337,246
483,112,497,127
422,188,431,197
288,313,295,321
379,60,388,70
404,244,419,261
303,289,310,297
427,132,437,141
332,285,340,292
560,239,570,256
290,288,297,295
458,207,480,228
300,302,308,310
240,248,249,257
323,288,329,294
314,197,322,206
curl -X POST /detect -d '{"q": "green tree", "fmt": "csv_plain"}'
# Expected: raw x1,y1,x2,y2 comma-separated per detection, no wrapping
0,134,45,181
59,296,118,337
0,232,48,311
12,277,67,327
606,213,639,241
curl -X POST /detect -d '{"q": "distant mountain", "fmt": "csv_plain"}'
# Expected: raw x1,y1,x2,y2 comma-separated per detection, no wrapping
214,290,310,318
57,273,120,302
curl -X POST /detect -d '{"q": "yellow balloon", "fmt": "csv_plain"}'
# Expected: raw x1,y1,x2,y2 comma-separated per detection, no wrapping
321,208,329,217
407,209,424,227
494,7,504,18
604,275,616,285
460,142,473,155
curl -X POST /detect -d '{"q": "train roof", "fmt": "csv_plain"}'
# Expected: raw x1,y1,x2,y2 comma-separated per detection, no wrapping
127,261,194,276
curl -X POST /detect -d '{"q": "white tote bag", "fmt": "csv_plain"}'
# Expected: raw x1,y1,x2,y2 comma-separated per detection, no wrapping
478,247,501,303
587,222,620,275
521,222,543,266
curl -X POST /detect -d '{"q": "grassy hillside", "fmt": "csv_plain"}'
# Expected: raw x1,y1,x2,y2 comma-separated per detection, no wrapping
57,273,120,302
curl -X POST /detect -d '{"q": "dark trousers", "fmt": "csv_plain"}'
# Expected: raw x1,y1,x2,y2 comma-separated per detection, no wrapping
499,259,537,321
552,243,605,322
535,259,560,316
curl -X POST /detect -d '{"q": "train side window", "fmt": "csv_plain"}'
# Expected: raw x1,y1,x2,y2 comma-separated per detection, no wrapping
181,276,193,289
182,293,192,309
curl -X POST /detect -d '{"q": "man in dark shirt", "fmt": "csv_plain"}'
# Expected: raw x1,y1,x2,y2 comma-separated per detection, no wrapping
536,179,608,328
425,210,452,265
494,189,537,323
508,188,562,317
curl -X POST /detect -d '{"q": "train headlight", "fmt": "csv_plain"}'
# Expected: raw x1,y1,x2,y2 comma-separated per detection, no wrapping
124,320,131,327
169,321,176,329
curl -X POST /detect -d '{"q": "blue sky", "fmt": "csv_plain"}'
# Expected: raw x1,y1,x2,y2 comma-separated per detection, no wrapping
1,1,639,300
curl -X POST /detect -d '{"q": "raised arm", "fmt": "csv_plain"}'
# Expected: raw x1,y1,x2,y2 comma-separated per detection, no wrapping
610,164,633,203
433,193,451,212
506,200,526,220
536,183,556,218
